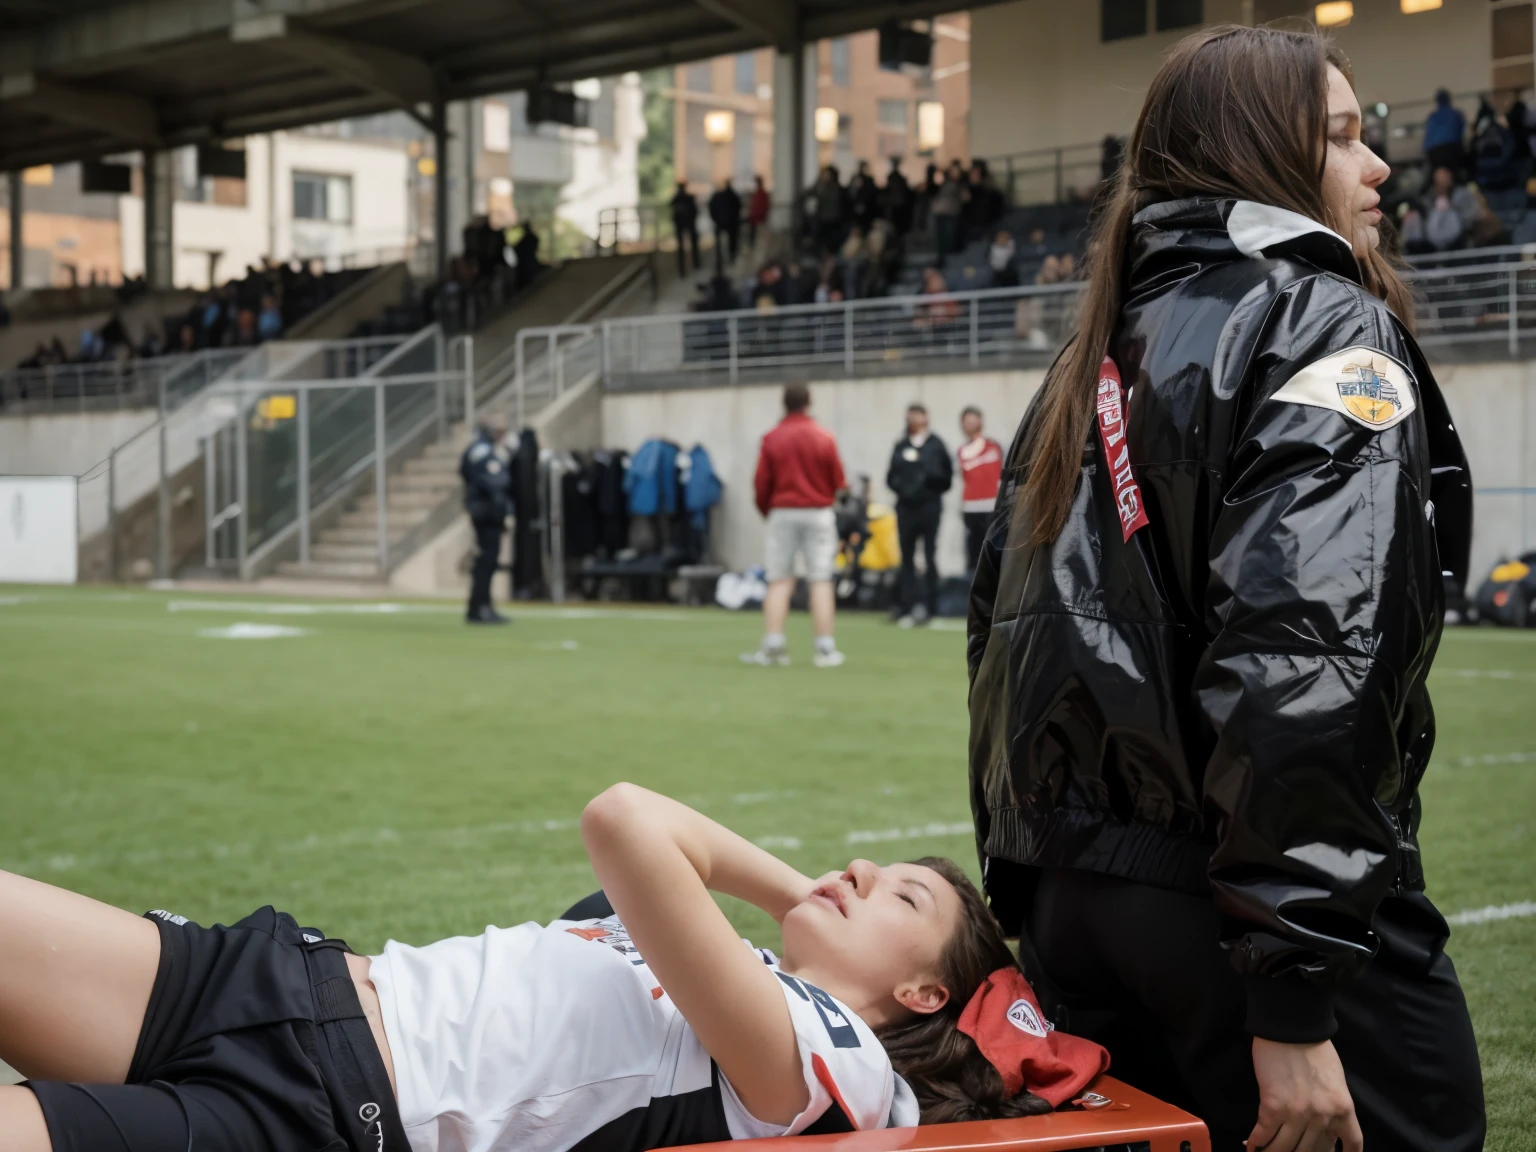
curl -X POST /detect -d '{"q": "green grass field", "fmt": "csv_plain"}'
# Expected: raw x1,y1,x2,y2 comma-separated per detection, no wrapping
1,587,1531,1148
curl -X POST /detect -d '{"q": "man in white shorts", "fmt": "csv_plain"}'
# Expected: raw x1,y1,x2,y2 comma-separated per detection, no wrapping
742,382,848,667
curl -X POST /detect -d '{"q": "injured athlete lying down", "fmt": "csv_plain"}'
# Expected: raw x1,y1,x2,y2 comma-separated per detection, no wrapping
0,784,1107,1152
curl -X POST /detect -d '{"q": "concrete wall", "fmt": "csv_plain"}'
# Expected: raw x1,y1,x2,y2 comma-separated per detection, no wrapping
1436,359,1536,582
0,408,158,477
601,370,1045,575
970,0,1491,162
598,357,1536,588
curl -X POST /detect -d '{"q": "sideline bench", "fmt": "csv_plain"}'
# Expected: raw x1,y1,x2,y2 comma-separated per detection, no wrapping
687,1076,1209,1152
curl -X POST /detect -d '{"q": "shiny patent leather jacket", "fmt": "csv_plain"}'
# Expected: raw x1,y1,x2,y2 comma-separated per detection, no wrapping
967,199,1472,1040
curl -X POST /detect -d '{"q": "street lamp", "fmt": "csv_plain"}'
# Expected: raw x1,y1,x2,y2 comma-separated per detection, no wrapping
814,107,839,144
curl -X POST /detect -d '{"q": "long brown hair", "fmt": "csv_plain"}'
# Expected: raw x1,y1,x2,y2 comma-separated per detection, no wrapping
1019,23,1415,545
874,857,1054,1124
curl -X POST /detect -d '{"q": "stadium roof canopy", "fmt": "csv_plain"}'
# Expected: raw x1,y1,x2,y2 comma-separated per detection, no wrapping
0,0,988,171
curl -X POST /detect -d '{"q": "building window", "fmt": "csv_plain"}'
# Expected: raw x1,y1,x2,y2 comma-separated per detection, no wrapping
831,37,851,87
1102,0,1148,41
735,52,755,94
733,113,756,184
293,171,352,224
686,61,713,93
1156,0,1203,31
877,99,909,161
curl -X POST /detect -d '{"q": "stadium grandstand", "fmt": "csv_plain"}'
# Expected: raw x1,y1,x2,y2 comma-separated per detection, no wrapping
0,4,1534,1146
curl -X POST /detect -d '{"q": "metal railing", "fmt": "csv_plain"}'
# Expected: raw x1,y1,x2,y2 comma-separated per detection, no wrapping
483,261,1536,396
0,348,250,416
595,283,1080,391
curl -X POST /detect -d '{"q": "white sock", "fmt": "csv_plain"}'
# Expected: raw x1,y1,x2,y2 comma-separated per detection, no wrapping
764,632,786,651
814,635,836,655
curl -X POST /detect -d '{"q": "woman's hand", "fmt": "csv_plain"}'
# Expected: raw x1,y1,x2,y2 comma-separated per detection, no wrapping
1248,1038,1363,1152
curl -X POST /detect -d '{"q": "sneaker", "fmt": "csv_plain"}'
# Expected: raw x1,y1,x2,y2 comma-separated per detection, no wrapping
896,614,917,629
740,647,790,666
812,648,846,668
911,604,931,626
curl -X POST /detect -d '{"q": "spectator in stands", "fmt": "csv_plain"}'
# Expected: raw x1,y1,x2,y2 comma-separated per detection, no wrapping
176,323,196,354
1021,227,1050,262
863,219,896,298
708,179,742,272
1423,88,1467,178
750,261,788,310
813,256,845,304
743,380,848,668
840,226,868,299
989,229,1019,288
931,162,965,264
886,402,952,627
1472,95,1523,192
850,161,879,234
670,181,701,277
914,266,958,329
884,158,914,237
234,307,258,346
1508,89,1533,162
257,294,284,341
914,162,940,236
1467,186,1511,247
746,176,771,251
964,160,1006,244
512,223,544,290
812,165,849,257
957,406,1004,573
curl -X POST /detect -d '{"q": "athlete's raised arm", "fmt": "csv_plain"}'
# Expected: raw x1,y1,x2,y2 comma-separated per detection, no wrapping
580,783,816,1126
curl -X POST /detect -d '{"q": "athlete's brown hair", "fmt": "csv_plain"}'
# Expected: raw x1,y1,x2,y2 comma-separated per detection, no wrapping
875,858,1053,1123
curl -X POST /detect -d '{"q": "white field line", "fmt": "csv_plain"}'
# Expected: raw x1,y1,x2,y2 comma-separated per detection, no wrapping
164,599,703,622
1452,750,1536,767
846,821,974,844
1447,901,1536,926
1439,668,1536,682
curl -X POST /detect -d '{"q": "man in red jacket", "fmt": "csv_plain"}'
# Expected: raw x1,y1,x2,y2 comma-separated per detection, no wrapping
957,405,1004,574
742,381,848,667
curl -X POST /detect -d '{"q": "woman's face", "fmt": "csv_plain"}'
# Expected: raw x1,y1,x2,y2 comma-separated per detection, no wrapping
780,859,963,1024
1321,63,1391,258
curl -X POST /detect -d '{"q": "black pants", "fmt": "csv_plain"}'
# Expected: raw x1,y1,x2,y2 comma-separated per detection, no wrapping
896,500,942,616
675,224,700,276
963,510,991,573
1028,869,1486,1152
468,516,503,616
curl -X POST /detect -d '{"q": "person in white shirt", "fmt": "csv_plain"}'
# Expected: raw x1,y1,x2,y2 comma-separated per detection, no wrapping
0,786,1060,1152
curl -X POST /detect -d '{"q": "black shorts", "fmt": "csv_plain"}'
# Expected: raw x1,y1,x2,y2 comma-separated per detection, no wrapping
26,906,409,1152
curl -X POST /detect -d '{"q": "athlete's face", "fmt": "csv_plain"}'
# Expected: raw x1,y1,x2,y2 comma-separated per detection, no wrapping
1320,64,1390,260
780,860,964,1026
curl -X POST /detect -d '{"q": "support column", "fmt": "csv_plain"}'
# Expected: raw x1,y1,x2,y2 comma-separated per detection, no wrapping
433,100,450,283
771,43,815,239
143,150,175,290
444,100,471,266
6,171,21,289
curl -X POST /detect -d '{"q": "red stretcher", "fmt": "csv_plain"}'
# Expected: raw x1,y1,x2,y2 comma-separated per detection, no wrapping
687,1076,1210,1152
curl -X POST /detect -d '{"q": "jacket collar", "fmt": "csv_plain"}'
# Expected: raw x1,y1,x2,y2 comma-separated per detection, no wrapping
1127,198,1360,294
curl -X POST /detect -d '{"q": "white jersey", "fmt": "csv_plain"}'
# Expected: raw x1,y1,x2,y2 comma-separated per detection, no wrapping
370,915,917,1152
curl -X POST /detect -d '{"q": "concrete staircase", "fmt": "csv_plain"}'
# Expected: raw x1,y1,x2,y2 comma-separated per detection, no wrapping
273,256,651,583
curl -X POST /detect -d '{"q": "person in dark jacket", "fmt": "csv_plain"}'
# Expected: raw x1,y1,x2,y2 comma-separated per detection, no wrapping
708,179,742,272
968,26,1481,1152
460,416,513,625
670,182,701,277
886,403,952,626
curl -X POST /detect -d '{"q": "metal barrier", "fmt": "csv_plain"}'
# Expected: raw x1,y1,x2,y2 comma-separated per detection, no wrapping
557,262,1536,392
596,283,1080,390
0,348,249,416
198,327,464,579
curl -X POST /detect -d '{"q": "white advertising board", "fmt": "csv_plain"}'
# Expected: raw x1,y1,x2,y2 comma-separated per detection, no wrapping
0,476,78,584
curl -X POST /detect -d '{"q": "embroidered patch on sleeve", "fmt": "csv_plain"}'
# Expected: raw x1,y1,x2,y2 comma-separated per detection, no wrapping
1270,347,1417,431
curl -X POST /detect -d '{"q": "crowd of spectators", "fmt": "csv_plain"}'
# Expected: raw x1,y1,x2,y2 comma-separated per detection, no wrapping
1398,88,1534,254
11,258,353,373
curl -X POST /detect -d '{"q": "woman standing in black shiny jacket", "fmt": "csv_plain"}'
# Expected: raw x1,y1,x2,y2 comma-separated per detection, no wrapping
968,25,1484,1152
